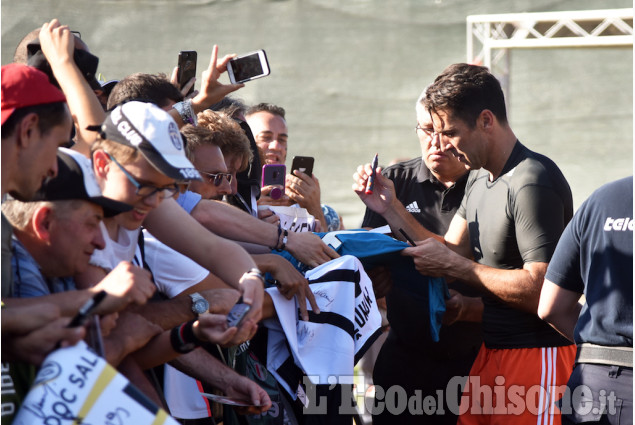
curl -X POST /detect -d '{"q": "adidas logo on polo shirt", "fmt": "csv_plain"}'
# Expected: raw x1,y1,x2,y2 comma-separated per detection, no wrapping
406,201,421,213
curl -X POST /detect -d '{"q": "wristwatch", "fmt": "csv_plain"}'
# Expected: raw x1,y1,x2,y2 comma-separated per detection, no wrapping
189,292,209,316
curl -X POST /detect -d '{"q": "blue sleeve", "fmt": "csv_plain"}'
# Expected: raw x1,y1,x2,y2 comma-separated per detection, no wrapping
12,247,52,298
176,191,202,214
545,206,584,294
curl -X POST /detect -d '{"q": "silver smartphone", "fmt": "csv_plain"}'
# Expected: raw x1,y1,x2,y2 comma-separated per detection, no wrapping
227,50,270,84
227,299,251,327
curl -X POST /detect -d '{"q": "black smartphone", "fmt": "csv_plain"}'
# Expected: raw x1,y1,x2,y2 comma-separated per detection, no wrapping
227,298,251,328
177,50,197,96
68,290,107,328
291,156,314,176
227,50,270,84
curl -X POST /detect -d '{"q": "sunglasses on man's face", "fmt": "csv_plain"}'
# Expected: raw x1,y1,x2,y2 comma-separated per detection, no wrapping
199,171,233,186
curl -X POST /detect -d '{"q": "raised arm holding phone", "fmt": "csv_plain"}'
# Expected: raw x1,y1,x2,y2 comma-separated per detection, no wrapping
168,45,244,128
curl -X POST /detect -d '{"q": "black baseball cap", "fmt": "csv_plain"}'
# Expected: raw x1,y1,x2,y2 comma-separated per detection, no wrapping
33,148,132,217
26,38,101,90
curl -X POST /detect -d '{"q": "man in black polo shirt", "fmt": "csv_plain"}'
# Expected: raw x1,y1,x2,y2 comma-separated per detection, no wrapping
359,89,482,425
538,176,633,425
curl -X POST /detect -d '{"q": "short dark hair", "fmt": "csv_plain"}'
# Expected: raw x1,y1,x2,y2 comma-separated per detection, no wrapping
209,96,247,120
14,28,89,65
107,73,183,110
424,63,508,127
13,28,41,64
1,102,69,140
245,102,286,120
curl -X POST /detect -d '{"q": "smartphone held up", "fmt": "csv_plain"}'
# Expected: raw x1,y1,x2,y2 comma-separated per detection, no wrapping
262,164,286,200
227,50,270,84
291,156,314,176
177,50,197,96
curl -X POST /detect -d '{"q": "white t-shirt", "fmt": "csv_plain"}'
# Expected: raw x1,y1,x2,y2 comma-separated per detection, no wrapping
163,365,212,419
89,222,141,271
142,230,209,298
89,221,212,419
139,231,213,419
263,255,382,399
144,192,216,420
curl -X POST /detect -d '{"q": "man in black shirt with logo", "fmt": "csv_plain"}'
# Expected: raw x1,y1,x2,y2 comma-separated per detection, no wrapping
359,89,482,425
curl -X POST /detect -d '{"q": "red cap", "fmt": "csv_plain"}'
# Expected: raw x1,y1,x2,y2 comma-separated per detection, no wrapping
1,63,67,125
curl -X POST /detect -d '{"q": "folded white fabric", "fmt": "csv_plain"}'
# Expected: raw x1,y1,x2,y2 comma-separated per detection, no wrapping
263,255,382,399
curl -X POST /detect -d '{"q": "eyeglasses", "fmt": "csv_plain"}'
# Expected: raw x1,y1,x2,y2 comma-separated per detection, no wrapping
415,123,434,137
199,171,233,187
105,152,179,199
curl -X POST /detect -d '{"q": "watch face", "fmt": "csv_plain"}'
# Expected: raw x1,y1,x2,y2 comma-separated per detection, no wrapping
193,299,209,314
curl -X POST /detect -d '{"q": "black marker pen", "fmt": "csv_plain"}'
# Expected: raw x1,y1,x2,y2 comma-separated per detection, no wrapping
399,228,417,247
68,290,107,328
365,153,379,195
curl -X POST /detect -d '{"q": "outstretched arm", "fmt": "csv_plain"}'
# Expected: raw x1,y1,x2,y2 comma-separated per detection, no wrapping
144,198,264,324
38,19,105,157
1,302,85,365
130,314,239,369
169,349,272,412
252,253,319,321
190,198,339,268
537,279,581,342
403,238,548,314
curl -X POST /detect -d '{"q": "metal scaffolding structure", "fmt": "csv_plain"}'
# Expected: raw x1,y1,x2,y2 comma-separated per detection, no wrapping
466,8,633,103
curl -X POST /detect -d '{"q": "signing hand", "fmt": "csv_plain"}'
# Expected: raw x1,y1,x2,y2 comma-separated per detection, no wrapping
352,163,397,215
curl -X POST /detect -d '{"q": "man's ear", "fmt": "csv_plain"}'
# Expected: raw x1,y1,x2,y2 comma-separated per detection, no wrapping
16,113,40,149
92,150,110,178
479,109,495,132
31,205,54,243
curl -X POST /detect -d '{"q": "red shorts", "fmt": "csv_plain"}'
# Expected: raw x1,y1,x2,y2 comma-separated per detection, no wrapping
457,344,576,425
